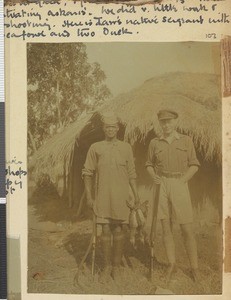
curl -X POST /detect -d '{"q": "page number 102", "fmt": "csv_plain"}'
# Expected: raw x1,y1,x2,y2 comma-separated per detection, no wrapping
206,33,217,39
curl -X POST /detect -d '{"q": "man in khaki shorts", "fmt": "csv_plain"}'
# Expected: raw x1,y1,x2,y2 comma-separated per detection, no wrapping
146,109,200,282
82,113,140,282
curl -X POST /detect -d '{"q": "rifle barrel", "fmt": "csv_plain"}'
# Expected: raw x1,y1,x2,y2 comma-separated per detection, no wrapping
149,183,160,281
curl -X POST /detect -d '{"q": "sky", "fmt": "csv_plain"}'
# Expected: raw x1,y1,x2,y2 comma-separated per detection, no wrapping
85,42,220,97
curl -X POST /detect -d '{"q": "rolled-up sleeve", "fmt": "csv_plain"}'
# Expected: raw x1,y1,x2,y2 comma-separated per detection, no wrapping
82,145,97,177
127,145,137,180
145,140,155,168
187,138,200,167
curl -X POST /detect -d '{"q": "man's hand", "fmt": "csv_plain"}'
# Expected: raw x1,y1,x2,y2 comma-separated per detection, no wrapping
178,177,187,184
129,178,141,210
152,174,161,185
179,166,199,184
146,166,161,185
133,200,140,210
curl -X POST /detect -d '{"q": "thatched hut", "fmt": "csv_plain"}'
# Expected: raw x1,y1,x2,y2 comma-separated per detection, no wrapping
30,72,221,220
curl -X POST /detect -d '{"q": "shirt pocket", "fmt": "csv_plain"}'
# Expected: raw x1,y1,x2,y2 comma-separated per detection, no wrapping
116,157,127,166
175,146,188,163
115,151,127,166
155,149,165,163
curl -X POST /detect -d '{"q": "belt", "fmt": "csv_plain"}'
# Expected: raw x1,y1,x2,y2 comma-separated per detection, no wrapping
157,170,183,179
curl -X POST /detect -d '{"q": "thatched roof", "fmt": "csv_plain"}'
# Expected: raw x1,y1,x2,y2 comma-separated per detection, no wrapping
111,72,220,111
101,72,221,162
30,112,93,181
30,72,221,182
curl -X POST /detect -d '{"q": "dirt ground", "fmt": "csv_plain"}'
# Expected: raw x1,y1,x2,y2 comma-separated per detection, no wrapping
28,187,222,295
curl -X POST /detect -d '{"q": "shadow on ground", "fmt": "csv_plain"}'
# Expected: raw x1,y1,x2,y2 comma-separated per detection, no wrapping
29,184,91,223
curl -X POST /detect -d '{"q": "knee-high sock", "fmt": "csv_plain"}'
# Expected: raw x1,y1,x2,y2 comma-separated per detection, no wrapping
183,234,198,269
112,231,124,267
101,233,112,268
163,233,176,265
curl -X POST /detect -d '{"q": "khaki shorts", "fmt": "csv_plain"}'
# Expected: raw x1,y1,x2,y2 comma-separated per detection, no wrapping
157,177,193,224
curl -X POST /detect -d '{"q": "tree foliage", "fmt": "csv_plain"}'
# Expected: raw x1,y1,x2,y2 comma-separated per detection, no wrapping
27,43,111,154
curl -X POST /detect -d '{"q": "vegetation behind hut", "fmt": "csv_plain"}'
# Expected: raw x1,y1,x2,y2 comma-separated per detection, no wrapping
27,43,111,156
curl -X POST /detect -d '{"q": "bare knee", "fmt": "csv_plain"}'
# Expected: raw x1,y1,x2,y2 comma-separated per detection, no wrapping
113,225,122,233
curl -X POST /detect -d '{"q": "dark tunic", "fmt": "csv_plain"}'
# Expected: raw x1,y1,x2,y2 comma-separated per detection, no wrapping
82,140,136,221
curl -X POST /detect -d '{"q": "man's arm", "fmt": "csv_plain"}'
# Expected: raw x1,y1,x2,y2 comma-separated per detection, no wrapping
180,165,199,183
146,140,161,185
84,175,94,209
82,144,97,209
126,145,140,208
180,137,200,183
146,166,161,185
129,178,140,208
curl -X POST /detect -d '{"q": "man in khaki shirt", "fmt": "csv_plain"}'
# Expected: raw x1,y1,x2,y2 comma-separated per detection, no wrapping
146,109,200,283
82,113,140,282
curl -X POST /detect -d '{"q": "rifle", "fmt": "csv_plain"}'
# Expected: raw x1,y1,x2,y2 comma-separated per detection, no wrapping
149,183,160,281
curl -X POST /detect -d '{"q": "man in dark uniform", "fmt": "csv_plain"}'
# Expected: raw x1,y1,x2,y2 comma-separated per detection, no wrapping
82,113,140,282
146,109,200,282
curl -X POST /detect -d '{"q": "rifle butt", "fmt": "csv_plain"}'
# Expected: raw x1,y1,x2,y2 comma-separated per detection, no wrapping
149,245,154,281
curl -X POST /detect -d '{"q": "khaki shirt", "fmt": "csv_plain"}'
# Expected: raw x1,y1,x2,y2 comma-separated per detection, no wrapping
145,132,200,174
82,140,136,221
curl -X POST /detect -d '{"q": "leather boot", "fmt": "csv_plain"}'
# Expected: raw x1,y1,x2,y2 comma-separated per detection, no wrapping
191,268,200,283
99,233,112,283
111,231,124,281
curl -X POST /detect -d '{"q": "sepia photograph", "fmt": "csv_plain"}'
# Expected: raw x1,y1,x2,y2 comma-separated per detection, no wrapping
27,42,222,295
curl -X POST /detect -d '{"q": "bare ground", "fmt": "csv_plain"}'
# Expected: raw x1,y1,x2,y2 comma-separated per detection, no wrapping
28,188,222,295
